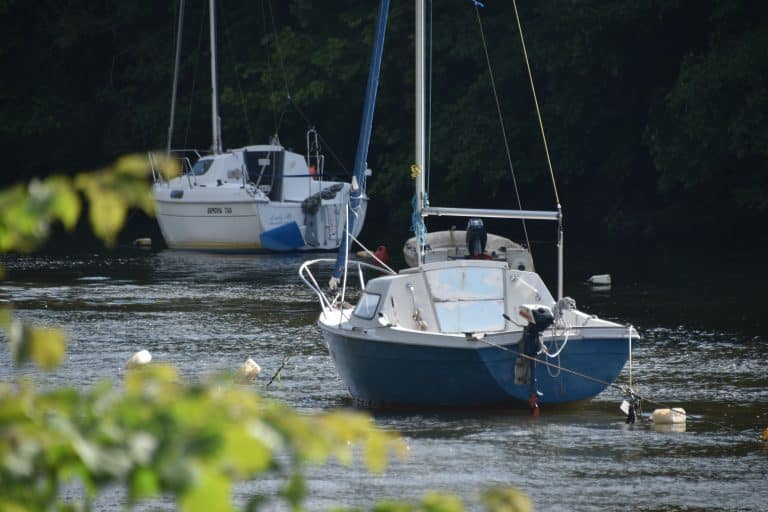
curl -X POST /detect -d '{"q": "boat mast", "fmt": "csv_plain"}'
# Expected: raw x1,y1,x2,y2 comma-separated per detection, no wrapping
167,0,185,154
331,0,390,282
209,0,222,154
415,0,427,265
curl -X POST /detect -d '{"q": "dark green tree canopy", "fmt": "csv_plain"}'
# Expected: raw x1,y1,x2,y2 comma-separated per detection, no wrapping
1,0,766,245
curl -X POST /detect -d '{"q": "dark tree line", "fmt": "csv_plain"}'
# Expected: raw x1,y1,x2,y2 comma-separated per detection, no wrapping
1,0,766,247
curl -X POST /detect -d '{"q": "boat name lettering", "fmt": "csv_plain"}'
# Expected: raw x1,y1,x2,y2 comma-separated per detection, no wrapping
207,207,233,215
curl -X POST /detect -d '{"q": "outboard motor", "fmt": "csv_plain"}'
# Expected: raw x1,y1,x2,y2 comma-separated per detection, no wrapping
515,304,555,415
466,218,487,258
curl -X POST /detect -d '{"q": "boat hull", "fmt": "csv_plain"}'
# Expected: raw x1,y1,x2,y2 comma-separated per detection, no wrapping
154,186,367,252
322,327,629,408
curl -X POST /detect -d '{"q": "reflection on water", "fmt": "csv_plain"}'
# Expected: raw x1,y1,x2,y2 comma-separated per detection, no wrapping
1,248,766,511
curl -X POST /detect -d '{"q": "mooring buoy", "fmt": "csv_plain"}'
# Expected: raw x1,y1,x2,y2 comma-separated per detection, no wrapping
235,357,261,383
126,349,152,369
650,407,686,424
586,274,612,285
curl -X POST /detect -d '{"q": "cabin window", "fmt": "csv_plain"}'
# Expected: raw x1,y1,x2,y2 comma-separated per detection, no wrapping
353,292,381,320
190,159,214,176
425,267,505,333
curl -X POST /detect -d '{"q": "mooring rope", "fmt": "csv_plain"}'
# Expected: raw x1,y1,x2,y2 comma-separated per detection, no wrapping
475,336,628,394
266,323,316,387
476,332,757,440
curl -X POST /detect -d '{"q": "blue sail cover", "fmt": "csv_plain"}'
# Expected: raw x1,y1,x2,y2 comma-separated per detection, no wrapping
332,0,390,280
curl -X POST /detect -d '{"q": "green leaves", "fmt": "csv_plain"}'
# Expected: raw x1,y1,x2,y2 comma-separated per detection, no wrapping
180,465,234,512
481,487,532,512
0,363,412,511
0,153,178,252
5,319,67,370
74,153,178,247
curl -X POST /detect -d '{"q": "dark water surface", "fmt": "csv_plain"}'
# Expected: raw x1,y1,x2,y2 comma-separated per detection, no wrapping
1,246,766,511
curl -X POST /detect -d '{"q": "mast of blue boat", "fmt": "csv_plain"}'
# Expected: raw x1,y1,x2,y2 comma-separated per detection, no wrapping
209,0,222,154
331,0,390,281
167,0,185,154
415,0,427,265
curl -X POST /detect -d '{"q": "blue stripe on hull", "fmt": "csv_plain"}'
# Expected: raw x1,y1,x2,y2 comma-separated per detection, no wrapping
324,331,629,407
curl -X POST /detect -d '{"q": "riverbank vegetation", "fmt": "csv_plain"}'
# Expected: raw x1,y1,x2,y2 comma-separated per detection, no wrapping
1,1,765,247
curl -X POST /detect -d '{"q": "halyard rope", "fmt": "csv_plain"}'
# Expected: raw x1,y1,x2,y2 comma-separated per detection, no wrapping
511,0,561,207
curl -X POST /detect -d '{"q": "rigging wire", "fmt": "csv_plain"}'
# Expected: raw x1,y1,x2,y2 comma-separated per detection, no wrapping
219,0,254,142
262,0,349,175
511,0,561,207
182,2,208,149
290,101,350,175
167,0,185,153
259,0,281,133
471,2,532,255
264,0,291,102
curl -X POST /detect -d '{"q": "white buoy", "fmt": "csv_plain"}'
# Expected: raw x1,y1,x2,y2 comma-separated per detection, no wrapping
126,349,152,369
133,237,152,249
235,357,261,383
650,407,686,424
587,274,612,285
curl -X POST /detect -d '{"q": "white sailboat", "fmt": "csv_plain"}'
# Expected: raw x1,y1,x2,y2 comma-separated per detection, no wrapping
300,0,638,409
151,0,367,252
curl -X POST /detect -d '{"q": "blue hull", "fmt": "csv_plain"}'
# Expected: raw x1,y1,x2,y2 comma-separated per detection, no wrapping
324,331,629,408
260,221,306,251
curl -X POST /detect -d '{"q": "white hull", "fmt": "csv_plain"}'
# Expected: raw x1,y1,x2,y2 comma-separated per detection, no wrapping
155,187,367,251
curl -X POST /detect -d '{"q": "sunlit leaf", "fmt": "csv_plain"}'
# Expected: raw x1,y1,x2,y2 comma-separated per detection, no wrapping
179,466,233,512
27,325,67,370
124,364,179,398
364,431,388,473
115,154,152,178
149,152,181,180
422,492,464,512
88,191,126,246
370,502,414,512
0,500,27,512
280,472,306,510
481,487,532,512
46,176,81,230
0,306,10,329
9,321,66,370
129,467,160,502
222,425,272,476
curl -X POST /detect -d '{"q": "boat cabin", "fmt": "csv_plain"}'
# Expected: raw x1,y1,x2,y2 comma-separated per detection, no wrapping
174,144,332,203
352,259,555,335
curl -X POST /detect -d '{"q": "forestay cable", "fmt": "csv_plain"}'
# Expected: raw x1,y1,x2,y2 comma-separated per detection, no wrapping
511,0,560,206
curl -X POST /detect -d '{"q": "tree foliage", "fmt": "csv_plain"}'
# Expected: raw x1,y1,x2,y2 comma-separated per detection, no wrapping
0,0,768,242
0,365,405,511
0,154,178,252
1,1,764,242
